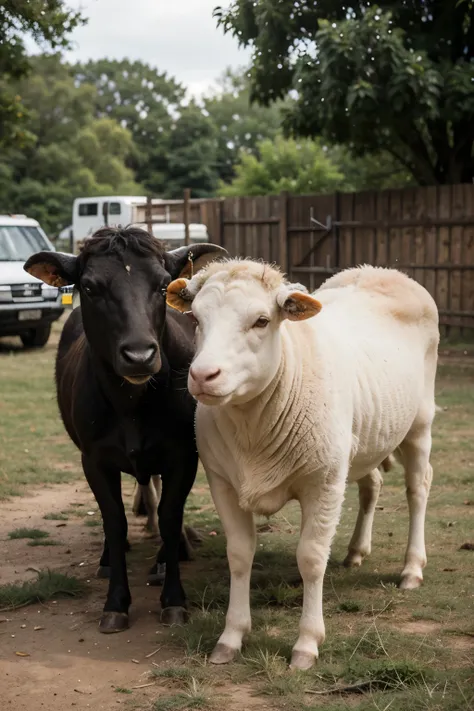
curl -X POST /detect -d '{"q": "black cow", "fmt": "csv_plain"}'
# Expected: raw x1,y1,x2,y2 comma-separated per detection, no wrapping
24,227,226,633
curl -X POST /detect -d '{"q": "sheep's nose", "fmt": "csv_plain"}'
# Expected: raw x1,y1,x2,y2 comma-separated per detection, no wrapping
190,365,221,384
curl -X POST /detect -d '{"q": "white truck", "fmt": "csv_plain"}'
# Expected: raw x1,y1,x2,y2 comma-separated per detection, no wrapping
0,215,65,347
71,195,209,250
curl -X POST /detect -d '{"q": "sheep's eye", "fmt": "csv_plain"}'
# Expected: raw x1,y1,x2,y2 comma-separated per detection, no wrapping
253,316,270,329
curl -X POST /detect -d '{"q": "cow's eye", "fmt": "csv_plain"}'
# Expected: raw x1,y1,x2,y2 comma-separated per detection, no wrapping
82,283,98,297
253,316,270,329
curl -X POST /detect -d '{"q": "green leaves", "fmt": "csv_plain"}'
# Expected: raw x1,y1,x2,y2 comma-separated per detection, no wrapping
216,0,474,185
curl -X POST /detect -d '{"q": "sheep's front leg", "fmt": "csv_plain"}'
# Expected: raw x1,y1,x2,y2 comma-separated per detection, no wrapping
292,477,346,670
207,473,256,664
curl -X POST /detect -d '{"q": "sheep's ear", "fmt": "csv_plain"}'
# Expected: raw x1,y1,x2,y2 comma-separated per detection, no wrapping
166,278,195,312
277,286,322,322
24,251,78,287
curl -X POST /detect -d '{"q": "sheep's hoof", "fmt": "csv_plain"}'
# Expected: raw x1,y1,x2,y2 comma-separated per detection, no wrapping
209,643,237,665
99,611,129,633
343,552,363,568
96,565,111,579
147,563,166,586
399,574,422,590
161,606,188,626
289,650,316,671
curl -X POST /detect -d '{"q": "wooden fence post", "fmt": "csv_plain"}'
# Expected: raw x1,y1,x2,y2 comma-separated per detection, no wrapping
145,196,153,235
279,190,289,274
183,188,191,246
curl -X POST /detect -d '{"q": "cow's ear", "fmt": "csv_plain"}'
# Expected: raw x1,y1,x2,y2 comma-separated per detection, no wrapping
276,285,322,322
24,252,78,287
164,243,227,280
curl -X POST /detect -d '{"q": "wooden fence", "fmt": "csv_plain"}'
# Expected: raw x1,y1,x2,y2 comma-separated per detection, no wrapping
137,185,474,336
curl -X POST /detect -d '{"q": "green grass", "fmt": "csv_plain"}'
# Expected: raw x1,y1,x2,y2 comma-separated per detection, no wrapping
8,527,49,540
0,570,86,611
27,539,61,547
43,512,68,521
154,679,215,711
1,322,474,710
0,318,82,499
155,363,474,710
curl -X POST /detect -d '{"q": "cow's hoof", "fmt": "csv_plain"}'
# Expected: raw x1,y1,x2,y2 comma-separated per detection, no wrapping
289,650,316,671
209,643,237,665
161,606,188,626
147,563,166,586
99,612,129,634
96,565,111,579
399,574,422,590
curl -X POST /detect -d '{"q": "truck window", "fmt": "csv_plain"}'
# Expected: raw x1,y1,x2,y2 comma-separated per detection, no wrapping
109,202,121,215
78,203,98,216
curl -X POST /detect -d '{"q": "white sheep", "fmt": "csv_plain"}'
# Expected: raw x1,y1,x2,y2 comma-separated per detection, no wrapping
166,261,439,670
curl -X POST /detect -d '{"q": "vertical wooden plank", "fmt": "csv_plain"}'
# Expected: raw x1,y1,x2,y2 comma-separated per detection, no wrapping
463,185,474,337
450,185,464,339
375,190,389,266
338,192,353,269
401,188,416,279
183,188,191,247
437,185,452,339
388,189,402,268
413,187,426,288
423,187,438,302
145,196,153,235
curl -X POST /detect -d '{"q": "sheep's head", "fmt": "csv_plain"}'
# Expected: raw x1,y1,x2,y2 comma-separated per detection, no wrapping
167,259,322,405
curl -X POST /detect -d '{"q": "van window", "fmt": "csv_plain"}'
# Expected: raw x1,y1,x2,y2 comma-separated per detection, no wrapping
109,202,121,216
78,203,98,217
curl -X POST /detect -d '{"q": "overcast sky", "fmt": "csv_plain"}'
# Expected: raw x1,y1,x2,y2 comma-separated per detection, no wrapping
61,0,251,96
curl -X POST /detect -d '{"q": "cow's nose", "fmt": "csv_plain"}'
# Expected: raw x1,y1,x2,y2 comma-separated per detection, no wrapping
190,365,221,384
121,343,158,367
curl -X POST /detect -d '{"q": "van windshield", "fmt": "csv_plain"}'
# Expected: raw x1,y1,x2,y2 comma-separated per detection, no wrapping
0,225,51,261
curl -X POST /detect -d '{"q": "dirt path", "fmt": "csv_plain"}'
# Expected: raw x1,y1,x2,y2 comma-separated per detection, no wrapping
0,482,190,711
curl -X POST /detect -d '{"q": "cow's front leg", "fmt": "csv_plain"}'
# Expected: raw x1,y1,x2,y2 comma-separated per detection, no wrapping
157,448,197,625
292,475,346,670
82,456,131,633
207,473,256,664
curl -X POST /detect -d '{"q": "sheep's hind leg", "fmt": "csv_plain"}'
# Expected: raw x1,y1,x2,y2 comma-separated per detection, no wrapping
343,468,383,568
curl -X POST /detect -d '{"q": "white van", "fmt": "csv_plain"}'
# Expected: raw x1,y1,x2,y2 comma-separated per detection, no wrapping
72,196,149,244
71,195,209,250
0,215,64,347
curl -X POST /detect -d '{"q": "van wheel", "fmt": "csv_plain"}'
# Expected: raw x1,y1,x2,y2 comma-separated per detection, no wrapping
20,324,51,348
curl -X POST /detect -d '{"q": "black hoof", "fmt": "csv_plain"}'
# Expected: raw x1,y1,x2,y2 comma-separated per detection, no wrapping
147,563,166,586
97,565,111,579
99,611,129,634
161,606,188,626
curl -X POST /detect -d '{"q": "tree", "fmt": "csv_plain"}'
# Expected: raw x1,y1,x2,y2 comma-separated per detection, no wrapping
73,59,185,192
0,1,84,148
0,56,140,235
164,103,220,198
203,68,283,183
215,1,474,185
218,135,347,196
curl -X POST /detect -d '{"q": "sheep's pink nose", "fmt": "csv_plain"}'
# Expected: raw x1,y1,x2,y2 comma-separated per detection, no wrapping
190,365,221,384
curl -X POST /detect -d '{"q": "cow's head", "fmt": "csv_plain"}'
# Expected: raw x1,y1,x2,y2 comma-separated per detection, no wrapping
166,259,322,405
24,227,226,384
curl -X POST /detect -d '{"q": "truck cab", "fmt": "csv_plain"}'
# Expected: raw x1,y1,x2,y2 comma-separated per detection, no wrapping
0,215,64,347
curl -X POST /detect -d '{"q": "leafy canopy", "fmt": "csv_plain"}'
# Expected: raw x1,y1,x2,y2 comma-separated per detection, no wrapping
218,136,347,196
215,1,474,185
0,1,84,148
